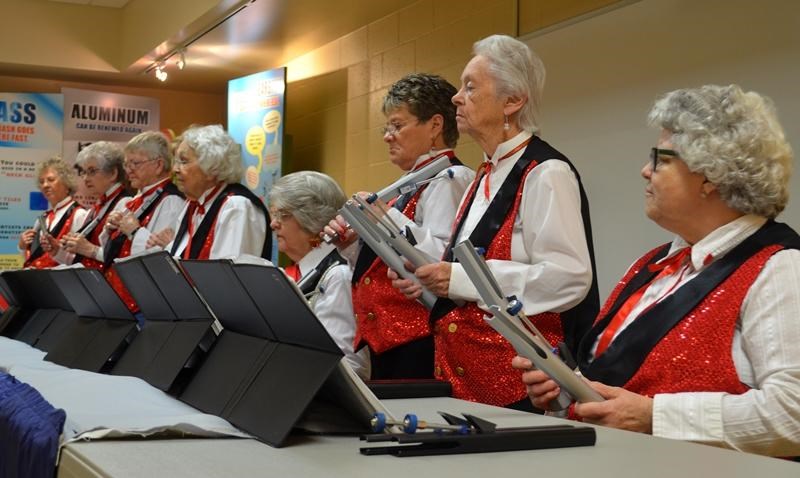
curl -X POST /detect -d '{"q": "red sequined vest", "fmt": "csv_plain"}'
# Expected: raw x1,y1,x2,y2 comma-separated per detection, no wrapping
352,190,431,354
434,160,564,407
593,243,785,397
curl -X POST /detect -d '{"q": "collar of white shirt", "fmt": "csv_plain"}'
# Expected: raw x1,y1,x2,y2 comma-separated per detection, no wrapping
665,214,767,272
484,131,533,166
297,242,336,277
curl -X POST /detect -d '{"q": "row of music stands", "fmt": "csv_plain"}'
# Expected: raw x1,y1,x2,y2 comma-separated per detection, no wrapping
0,251,345,447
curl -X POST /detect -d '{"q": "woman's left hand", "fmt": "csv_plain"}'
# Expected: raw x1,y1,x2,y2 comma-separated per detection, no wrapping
573,382,654,434
415,262,451,297
62,233,97,258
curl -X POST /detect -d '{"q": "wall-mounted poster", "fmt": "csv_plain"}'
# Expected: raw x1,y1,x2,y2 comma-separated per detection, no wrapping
62,88,160,205
0,93,63,271
228,67,286,263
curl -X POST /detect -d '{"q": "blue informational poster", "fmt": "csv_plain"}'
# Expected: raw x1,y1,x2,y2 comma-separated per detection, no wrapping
228,67,286,263
0,93,64,270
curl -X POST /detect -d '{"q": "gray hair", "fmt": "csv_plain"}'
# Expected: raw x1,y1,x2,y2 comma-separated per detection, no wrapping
268,171,346,234
473,34,546,134
125,131,173,171
648,84,793,219
180,125,243,184
382,73,459,148
76,141,126,181
35,155,77,194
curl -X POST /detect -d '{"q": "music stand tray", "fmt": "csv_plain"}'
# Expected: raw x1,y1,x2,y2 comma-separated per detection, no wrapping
111,251,215,392
179,260,343,447
42,268,138,373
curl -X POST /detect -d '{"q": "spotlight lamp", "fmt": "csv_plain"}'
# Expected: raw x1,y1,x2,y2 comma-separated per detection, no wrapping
176,49,186,70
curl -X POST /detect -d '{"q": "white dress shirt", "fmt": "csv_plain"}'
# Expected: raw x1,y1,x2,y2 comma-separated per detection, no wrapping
122,180,186,255
384,149,475,259
299,244,370,380
20,196,88,257
53,183,129,264
167,184,267,260
448,131,593,316
590,215,800,455
342,150,474,266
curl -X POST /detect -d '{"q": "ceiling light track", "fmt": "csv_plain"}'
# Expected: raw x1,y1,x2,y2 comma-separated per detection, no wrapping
144,0,257,81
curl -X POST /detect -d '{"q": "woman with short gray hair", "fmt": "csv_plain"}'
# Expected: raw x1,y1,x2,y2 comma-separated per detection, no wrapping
19,156,88,268
392,34,599,410
55,141,131,269
158,125,270,260
269,171,369,379
519,84,800,457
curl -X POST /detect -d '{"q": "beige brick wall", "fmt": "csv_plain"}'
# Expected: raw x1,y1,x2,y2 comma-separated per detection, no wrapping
285,0,517,194
283,0,622,193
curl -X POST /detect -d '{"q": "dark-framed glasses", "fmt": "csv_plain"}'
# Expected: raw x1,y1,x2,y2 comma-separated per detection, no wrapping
650,147,679,171
75,166,101,177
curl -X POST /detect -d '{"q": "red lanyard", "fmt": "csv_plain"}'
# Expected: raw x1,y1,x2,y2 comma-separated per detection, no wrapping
594,247,693,356
183,183,224,259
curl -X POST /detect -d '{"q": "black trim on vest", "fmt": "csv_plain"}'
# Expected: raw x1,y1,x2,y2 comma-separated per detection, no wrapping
299,249,347,295
351,156,464,285
103,182,183,268
25,203,79,265
170,183,272,259
430,137,600,354
73,192,127,264
578,220,800,387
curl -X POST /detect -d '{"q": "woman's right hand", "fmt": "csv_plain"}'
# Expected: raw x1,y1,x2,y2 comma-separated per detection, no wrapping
512,356,562,410
323,214,358,249
18,229,36,249
41,233,60,254
147,228,174,249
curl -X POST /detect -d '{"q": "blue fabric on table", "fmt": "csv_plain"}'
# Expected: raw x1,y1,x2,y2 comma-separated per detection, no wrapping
0,372,65,478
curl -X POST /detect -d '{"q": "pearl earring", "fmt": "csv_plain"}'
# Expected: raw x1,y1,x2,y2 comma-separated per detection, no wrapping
503,115,510,131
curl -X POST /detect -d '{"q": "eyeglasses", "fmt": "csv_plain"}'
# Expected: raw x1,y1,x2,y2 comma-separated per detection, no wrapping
649,147,679,171
75,166,101,177
269,209,293,224
124,157,157,170
381,120,419,137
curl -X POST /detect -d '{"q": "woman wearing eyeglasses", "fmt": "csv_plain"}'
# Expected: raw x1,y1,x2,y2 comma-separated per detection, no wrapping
18,156,87,269
100,131,185,312
156,125,270,261
325,73,474,380
269,171,369,379
50,141,131,269
391,35,598,410
516,84,800,456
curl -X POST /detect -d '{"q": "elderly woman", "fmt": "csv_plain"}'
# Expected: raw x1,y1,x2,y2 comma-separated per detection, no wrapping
52,142,130,269
269,171,369,379
516,84,800,456
392,35,599,409
325,73,474,380
18,156,87,269
157,125,270,260
100,131,185,312
104,131,184,264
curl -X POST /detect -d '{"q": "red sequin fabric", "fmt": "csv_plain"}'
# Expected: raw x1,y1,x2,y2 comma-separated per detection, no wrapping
435,160,566,407
620,244,783,396
353,191,431,354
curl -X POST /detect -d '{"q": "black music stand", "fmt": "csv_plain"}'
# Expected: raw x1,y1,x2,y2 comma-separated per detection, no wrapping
39,268,138,372
0,273,25,336
178,260,343,447
0,269,75,349
111,251,215,392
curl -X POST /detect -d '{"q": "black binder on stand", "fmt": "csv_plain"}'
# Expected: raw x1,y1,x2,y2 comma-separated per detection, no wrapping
0,269,76,349
111,251,215,392
0,273,25,336
178,260,343,447
42,269,139,372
